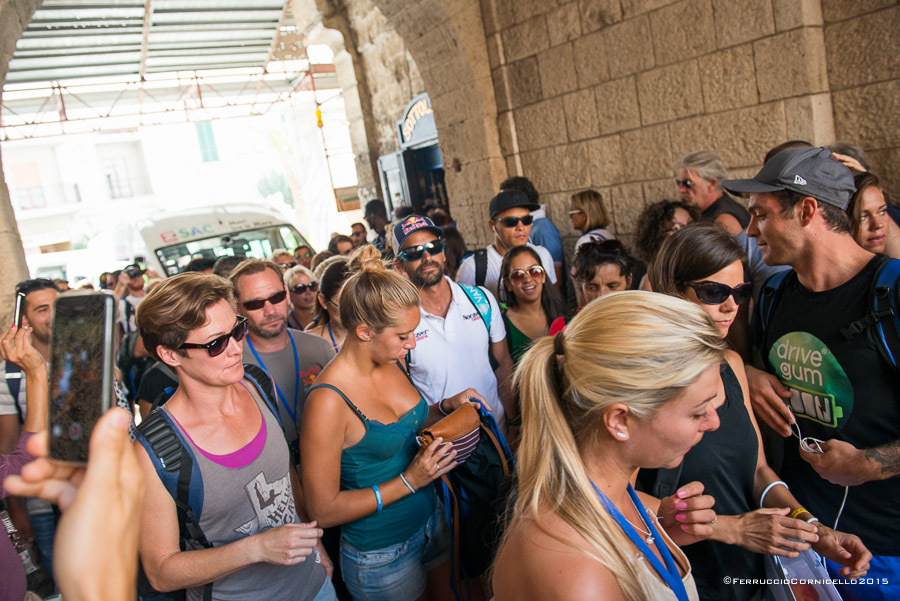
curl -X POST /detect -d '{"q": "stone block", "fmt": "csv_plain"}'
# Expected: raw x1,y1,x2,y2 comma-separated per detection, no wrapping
563,89,600,141
559,142,593,191
497,110,518,155
503,57,543,110
712,0,775,47
868,148,900,201
833,79,900,152
605,16,656,78
754,27,828,103
649,0,716,65
820,0,894,23
588,134,625,187
772,0,823,31
502,14,550,63
825,7,900,90
609,183,647,233
669,102,787,167
698,44,759,113
784,93,835,146
637,60,705,125
483,0,517,35
538,43,578,97
621,0,680,19
547,2,583,46
622,123,674,180
579,0,624,33
572,30,610,87
595,76,641,134
514,0,558,24
515,97,569,151
642,178,676,205
521,147,565,194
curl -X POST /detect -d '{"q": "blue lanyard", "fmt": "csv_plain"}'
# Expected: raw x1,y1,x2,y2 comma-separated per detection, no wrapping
287,310,302,330
246,332,300,423
589,481,689,601
327,323,339,353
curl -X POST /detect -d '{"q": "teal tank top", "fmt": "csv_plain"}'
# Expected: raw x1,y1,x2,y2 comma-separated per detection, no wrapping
309,373,435,551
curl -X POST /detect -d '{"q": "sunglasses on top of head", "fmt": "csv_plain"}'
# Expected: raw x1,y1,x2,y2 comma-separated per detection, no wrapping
179,316,248,357
291,282,318,294
495,215,534,228
508,265,545,283
684,281,752,305
241,290,288,311
398,239,444,262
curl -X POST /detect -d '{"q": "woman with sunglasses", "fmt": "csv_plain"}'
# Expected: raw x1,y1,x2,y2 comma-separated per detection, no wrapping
307,256,351,353
302,244,482,601
568,189,616,305
646,222,870,601
499,246,564,366
285,264,319,331
133,272,336,601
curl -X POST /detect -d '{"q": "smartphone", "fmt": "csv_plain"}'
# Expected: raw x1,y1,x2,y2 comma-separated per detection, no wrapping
48,291,116,464
4,293,26,382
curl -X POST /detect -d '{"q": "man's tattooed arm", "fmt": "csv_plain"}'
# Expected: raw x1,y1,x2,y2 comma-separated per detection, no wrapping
865,440,900,481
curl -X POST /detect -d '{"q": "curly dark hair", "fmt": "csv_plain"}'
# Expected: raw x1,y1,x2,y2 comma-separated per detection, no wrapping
571,239,637,286
634,200,699,263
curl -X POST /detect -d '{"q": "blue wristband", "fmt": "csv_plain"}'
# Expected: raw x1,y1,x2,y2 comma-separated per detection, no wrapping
372,485,383,512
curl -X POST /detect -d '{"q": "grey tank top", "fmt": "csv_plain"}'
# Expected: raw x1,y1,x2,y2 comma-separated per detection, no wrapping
164,381,326,601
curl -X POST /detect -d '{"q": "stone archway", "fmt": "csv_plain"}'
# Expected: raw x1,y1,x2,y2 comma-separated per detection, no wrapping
0,0,43,321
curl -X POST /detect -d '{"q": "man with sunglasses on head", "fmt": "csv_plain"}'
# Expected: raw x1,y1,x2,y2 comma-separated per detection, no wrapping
229,260,335,467
676,150,750,236
392,215,517,430
726,147,899,600
455,190,558,299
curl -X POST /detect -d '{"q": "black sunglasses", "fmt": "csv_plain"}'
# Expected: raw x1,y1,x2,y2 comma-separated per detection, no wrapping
496,215,534,228
684,281,752,305
398,239,444,262
291,282,318,294
242,290,288,311
179,316,248,357
675,178,694,189
278,261,297,269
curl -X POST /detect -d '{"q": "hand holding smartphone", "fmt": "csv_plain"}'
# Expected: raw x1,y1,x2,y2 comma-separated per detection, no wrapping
4,292,26,381
48,291,116,464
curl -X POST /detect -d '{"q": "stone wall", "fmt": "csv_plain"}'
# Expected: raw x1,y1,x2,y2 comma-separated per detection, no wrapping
823,1,900,200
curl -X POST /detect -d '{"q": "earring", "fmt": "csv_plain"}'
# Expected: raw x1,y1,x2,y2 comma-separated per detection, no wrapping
615,431,626,438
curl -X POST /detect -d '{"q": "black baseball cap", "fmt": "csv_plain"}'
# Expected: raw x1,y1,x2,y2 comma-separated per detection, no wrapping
722,147,856,210
489,189,540,219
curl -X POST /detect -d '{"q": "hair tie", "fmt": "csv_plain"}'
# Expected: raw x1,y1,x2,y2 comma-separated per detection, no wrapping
554,332,565,355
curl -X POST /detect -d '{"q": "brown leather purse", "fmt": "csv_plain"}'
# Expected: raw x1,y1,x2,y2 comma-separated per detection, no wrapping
417,402,482,465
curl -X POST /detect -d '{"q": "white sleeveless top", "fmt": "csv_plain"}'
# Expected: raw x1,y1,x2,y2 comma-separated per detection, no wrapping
629,510,700,601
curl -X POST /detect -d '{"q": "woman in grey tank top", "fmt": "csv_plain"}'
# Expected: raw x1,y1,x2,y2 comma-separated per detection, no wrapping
133,273,335,601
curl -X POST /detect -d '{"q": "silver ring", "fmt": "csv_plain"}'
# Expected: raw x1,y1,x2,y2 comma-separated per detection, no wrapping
709,516,718,526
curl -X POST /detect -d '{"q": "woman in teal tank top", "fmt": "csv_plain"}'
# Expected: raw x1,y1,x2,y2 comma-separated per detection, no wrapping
302,245,488,601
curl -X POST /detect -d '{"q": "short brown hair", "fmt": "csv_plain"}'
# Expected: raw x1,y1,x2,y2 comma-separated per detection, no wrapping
136,273,235,361
228,259,284,299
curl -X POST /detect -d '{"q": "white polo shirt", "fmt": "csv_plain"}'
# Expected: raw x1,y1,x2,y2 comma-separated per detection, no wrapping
408,278,507,424
456,243,557,300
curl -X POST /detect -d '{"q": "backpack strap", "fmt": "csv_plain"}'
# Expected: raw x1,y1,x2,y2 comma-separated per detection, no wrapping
122,296,136,333
4,362,23,425
242,364,282,427
756,269,792,339
839,256,900,370
474,249,488,288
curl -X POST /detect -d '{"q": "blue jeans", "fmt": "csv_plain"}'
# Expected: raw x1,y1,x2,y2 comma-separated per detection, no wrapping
312,578,339,601
339,501,450,601
28,507,57,581
826,555,900,601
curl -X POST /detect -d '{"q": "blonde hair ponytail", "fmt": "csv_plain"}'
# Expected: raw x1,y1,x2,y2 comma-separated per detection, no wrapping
507,291,726,600
340,244,420,333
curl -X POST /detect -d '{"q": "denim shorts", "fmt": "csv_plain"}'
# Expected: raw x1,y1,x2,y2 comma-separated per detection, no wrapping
339,501,451,601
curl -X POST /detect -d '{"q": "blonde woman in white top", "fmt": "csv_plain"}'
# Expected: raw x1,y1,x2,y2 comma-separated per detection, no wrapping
492,292,726,601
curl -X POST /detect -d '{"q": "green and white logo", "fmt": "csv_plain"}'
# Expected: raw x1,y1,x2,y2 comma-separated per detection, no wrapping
768,332,853,430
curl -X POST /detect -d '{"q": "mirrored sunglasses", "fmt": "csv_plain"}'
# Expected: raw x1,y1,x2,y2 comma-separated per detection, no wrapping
179,316,248,357
684,281,752,305
496,215,534,228
509,265,545,283
398,239,444,262
242,290,288,311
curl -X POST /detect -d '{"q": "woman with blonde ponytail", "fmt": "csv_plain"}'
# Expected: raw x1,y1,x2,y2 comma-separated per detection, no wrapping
493,291,726,601
301,244,486,601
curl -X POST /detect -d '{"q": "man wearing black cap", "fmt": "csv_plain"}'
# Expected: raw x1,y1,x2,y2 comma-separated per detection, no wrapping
363,200,388,251
725,147,892,596
455,189,558,299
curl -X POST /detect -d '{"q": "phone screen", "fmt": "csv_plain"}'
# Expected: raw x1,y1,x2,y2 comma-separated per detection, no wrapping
48,292,115,464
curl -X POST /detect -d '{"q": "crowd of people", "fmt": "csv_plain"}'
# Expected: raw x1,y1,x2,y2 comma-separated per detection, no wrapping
1,140,897,601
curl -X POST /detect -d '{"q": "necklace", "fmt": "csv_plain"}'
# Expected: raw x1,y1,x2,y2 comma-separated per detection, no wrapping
623,496,655,545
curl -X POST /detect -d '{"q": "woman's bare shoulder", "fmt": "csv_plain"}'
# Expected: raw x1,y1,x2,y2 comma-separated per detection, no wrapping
492,511,626,601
